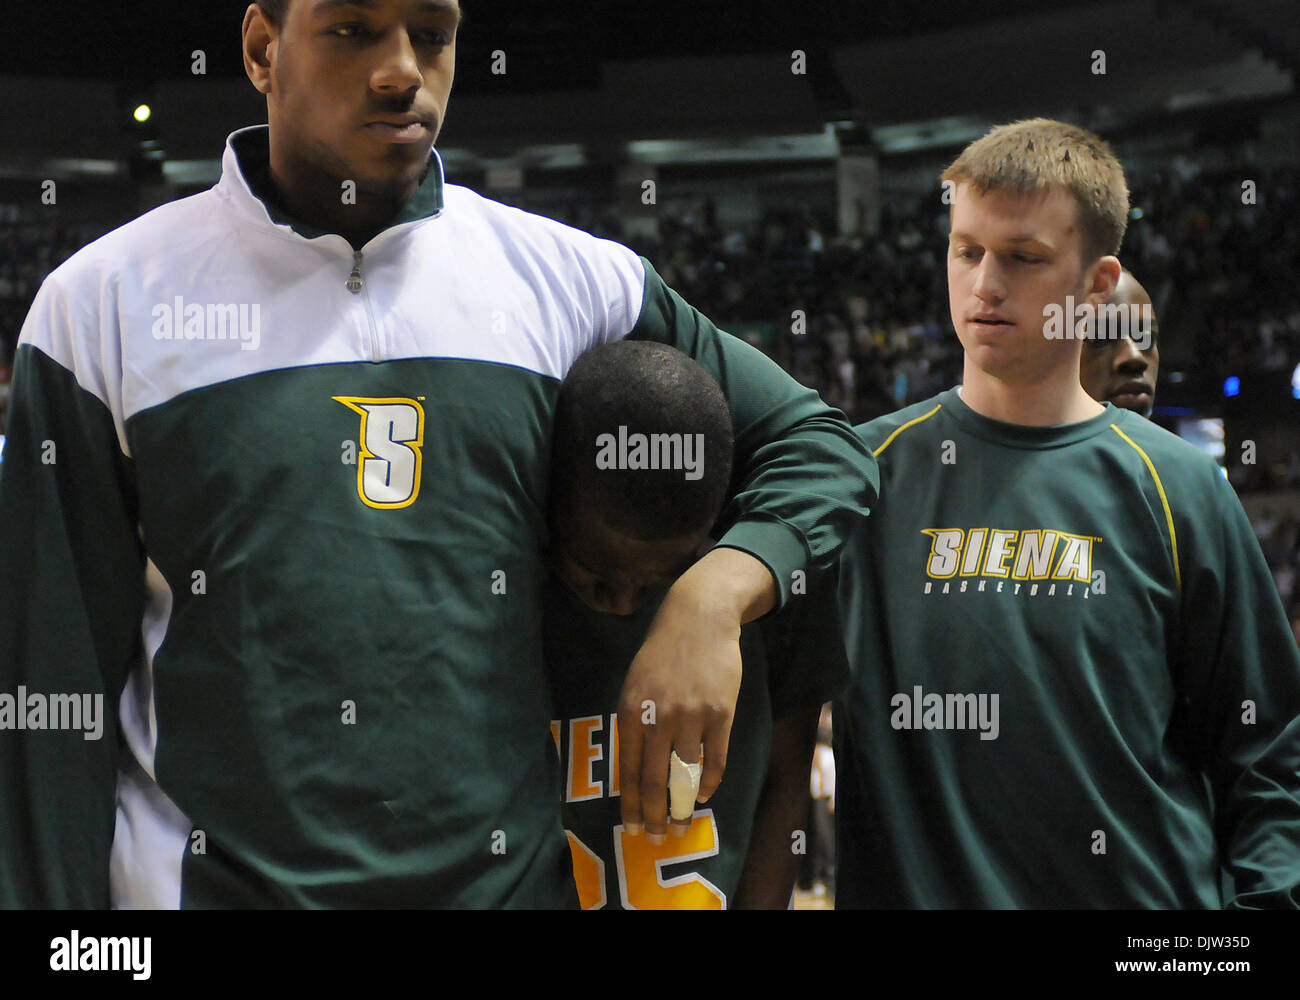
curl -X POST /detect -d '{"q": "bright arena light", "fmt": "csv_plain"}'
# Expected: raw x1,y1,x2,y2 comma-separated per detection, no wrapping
1292,362,1300,399
133,104,152,123
1223,375,1241,398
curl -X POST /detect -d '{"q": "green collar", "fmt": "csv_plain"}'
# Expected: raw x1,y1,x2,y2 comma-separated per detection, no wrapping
231,126,445,240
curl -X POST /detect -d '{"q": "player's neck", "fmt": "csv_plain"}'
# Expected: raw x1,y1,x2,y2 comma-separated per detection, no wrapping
267,147,414,250
959,363,1105,427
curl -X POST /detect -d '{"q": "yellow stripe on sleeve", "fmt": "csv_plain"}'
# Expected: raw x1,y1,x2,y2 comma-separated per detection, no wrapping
873,404,943,458
1111,424,1182,593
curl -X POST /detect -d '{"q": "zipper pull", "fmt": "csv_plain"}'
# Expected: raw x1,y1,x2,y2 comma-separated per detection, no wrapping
346,251,364,294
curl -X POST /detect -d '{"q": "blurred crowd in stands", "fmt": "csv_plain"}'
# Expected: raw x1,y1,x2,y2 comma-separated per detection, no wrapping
1,157,1298,636
576,195,960,424
576,160,1300,430
1124,158,1300,381
1252,507,1300,637
0,207,118,433
0,205,113,372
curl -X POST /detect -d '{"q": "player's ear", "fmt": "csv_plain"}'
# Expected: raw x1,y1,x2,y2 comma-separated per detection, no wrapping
243,4,276,95
1083,255,1122,309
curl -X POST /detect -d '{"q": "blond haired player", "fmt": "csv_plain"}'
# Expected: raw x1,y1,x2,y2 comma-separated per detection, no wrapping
834,119,1300,908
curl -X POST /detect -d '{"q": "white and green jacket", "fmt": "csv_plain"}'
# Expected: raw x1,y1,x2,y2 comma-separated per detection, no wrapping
0,126,877,908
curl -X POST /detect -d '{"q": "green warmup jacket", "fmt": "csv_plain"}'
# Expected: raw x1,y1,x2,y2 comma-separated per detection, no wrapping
0,125,877,908
836,387,1300,909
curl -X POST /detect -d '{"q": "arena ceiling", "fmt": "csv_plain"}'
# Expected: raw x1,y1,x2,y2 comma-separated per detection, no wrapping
0,0,1293,169
6,1,1108,87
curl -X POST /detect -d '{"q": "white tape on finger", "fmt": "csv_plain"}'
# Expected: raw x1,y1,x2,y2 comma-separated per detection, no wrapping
668,750,703,821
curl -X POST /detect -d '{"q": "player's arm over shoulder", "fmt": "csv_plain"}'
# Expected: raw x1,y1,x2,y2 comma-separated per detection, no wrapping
614,258,878,605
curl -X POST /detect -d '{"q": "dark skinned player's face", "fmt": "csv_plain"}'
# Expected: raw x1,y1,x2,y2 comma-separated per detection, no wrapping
549,501,707,617
258,0,459,197
1079,281,1160,417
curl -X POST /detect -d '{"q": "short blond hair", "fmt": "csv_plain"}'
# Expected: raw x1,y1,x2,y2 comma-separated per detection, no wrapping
941,118,1130,267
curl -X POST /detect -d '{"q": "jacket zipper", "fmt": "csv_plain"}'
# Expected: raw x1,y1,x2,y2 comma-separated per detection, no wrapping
346,250,381,362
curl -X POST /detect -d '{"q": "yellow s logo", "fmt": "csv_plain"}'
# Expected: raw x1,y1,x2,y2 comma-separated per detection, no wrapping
334,396,426,509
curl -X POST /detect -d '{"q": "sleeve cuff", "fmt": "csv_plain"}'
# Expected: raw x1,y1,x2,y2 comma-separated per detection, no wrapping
715,518,808,610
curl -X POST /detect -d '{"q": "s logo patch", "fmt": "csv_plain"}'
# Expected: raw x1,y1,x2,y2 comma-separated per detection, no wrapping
333,396,426,509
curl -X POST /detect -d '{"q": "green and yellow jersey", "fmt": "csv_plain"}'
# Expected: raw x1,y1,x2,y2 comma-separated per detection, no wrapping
545,571,845,909
835,387,1300,908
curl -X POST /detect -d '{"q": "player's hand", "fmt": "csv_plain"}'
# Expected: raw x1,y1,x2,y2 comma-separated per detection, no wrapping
616,547,778,842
